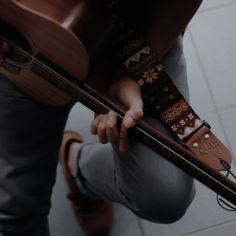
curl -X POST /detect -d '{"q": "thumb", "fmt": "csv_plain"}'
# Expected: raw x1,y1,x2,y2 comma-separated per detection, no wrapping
123,99,144,129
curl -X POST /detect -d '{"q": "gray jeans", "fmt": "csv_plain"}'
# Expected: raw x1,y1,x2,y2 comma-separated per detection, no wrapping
77,37,195,223
0,37,195,235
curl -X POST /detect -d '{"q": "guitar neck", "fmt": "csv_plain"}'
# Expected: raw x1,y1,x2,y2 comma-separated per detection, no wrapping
67,76,236,206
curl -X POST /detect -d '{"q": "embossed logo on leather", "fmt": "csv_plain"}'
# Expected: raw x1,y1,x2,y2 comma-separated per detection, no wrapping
198,140,220,155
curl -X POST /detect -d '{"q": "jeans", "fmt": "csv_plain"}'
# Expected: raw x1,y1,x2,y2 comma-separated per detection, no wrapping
0,36,195,235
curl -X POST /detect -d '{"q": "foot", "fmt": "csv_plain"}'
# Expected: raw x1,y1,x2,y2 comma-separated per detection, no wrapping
59,131,113,236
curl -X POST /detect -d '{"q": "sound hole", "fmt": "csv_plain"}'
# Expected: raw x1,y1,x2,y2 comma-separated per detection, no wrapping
0,19,33,64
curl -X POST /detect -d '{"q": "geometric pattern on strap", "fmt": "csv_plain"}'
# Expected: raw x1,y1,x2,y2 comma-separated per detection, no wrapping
122,43,203,140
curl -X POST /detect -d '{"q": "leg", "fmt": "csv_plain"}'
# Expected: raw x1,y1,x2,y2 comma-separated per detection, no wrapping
72,36,195,223
0,76,71,235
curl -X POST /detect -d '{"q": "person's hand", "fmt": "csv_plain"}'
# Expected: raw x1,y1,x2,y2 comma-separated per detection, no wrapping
90,76,144,153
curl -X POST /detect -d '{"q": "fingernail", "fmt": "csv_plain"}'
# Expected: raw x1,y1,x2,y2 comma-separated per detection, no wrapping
123,116,136,128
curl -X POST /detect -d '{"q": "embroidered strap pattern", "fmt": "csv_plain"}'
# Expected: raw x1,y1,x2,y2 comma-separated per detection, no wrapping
120,41,203,140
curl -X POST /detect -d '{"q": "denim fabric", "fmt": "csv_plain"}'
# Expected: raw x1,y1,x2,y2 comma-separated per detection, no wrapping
0,77,71,235
77,37,196,223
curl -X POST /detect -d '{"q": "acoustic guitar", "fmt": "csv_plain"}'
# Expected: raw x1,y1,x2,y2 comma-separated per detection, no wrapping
0,0,236,207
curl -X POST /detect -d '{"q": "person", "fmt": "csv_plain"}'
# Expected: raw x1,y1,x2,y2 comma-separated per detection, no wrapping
0,5,195,236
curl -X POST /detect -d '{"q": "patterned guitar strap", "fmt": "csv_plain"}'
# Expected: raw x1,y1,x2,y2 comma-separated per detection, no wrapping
106,0,233,173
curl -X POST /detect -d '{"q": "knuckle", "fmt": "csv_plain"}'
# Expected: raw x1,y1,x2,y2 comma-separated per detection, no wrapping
108,111,116,116
90,128,97,135
98,123,106,133
96,114,103,120
133,109,144,119
93,117,101,125
91,119,98,127
92,119,98,126
106,123,116,130
106,119,116,130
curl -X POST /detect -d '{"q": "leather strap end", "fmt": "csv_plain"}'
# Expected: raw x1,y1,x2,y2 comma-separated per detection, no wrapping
186,126,232,171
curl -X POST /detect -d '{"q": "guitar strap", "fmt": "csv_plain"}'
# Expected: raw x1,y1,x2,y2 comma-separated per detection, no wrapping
106,0,232,171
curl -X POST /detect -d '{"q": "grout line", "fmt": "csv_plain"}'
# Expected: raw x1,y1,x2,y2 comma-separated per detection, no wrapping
197,1,236,14
198,104,236,121
192,103,236,117
215,104,236,113
180,219,236,236
188,30,235,157
136,217,146,236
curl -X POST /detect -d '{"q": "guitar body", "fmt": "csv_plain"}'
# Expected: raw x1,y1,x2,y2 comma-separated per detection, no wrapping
0,0,110,106
0,0,202,106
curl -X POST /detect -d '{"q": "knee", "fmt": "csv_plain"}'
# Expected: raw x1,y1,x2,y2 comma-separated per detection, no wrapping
134,184,195,223
126,177,196,224
116,144,196,223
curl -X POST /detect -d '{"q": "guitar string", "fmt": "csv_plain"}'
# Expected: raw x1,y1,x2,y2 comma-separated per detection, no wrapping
0,39,131,127
1,39,92,95
5,41,236,170
2,41,129,119
2,39,128,117
4,40,236,172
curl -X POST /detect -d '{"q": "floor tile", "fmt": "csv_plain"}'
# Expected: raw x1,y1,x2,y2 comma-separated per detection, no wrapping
188,4,236,109
109,205,142,236
183,30,215,114
184,220,236,236
198,0,236,12
219,106,236,163
141,112,236,236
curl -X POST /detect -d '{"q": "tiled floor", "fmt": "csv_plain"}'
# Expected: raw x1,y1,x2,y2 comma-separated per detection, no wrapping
49,1,236,235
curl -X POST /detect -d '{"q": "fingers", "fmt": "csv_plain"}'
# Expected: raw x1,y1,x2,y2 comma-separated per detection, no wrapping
106,111,118,144
90,111,118,144
90,99,144,153
118,110,142,153
97,115,108,144
118,124,130,153
119,99,144,152
90,114,103,135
